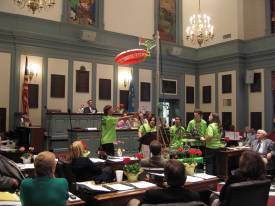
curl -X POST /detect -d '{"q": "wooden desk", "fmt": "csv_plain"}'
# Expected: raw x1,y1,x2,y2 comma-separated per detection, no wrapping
216,148,248,180
93,177,219,206
67,200,86,206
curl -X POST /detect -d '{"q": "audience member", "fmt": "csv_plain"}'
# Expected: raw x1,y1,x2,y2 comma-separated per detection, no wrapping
140,140,167,168
69,141,113,183
128,159,199,206
20,151,68,206
0,154,24,192
116,111,131,129
243,126,256,146
210,150,266,206
250,129,275,172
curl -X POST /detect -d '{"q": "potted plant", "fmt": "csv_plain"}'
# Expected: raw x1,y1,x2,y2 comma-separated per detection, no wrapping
123,154,143,182
177,146,203,176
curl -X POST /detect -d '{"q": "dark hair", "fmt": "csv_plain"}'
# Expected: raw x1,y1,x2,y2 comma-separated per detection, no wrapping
239,150,266,180
164,159,186,187
175,116,181,121
103,105,112,115
150,140,162,156
210,113,223,132
194,109,202,116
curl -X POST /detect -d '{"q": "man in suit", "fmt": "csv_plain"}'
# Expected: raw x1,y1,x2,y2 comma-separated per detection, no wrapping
128,159,199,206
140,140,167,168
0,154,24,192
83,99,97,114
251,129,275,171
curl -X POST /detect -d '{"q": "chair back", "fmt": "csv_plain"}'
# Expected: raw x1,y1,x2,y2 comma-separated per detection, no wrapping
222,179,271,206
141,201,207,206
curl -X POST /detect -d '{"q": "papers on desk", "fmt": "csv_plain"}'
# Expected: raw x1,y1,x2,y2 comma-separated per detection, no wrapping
186,176,204,183
149,172,164,177
226,146,250,151
107,156,138,162
89,157,106,163
86,127,97,131
16,163,34,170
106,183,134,191
0,192,19,201
193,173,217,179
77,182,111,192
130,181,156,189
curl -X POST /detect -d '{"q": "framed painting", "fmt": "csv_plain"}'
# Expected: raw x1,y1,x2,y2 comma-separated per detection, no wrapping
68,0,96,26
158,0,177,42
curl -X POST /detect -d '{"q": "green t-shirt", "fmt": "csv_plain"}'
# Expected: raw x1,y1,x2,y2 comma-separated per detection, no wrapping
138,123,156,135
186,119,207,136
101,115,118,145
20,177,68,206
169,125,185,144
205,122,222,149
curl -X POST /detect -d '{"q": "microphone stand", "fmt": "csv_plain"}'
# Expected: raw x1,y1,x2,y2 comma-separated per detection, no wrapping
68,109,73,144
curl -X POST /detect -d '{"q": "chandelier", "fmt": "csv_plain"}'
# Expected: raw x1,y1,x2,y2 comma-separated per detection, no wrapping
186,0,214,47
14,0,55,14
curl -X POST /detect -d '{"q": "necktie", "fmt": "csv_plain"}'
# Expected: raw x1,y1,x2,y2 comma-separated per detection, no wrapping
255,141,262,152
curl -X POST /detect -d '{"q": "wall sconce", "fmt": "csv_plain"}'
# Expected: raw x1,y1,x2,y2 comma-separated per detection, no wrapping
28,63,39,81
119,71,132,89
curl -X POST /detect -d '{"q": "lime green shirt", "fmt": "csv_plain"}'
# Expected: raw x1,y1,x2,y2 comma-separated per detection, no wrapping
186,119,207,136
205,122,222,149
138,123,156,135
101,115,118,145
169,125,185,144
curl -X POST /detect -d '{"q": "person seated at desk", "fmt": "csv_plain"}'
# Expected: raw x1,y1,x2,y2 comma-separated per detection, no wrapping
210,150,266,206
243,126,256,146
169,116,185,145
69,141,113,183
83,99,97,114
138,116,157,158
116,111,131,129
186,109,207,137
251,129,275,170
128,159,199,206
20,151,68,206
140,140,167,168
0,154,24,192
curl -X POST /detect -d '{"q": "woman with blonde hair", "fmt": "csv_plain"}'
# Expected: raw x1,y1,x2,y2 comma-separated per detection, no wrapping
20,151,68,206
69,140,113,183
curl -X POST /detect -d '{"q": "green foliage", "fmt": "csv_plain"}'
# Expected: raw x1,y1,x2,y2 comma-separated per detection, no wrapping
124,163,140,174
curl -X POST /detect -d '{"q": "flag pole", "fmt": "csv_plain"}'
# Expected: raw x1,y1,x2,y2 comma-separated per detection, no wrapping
155,31,161,144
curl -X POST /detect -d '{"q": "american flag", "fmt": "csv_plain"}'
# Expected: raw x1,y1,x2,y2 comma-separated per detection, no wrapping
22,56,29,119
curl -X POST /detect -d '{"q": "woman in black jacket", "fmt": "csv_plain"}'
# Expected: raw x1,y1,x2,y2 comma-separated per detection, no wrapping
69,141,113,183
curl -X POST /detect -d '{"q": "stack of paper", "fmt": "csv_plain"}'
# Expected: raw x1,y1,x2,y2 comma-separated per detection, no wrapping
77,182,110,192
16,163,34,170
186,176,204,183
130,181,157,189
106,183,134,191
89,158,106,163
68,192,81,202
193,173,217,179
0,192,20,201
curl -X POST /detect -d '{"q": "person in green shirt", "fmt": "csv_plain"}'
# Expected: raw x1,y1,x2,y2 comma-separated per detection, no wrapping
101,105,131,156
201,113,223,175
20,151,68,206
170,116,185,145
186,109,207,137
138,116,157,158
